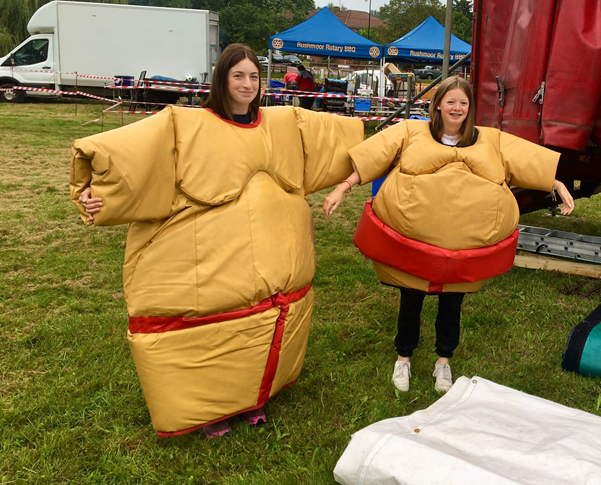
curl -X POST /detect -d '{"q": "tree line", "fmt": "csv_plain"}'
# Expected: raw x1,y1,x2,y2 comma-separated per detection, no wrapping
374,0,472,45
0,0,472,59
0,0,314,55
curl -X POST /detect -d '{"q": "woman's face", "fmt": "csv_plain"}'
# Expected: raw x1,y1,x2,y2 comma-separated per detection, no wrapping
437,87,469,135
227,58,260,115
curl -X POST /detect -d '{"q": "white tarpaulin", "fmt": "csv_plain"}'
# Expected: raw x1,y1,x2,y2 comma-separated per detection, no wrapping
334,376,601,485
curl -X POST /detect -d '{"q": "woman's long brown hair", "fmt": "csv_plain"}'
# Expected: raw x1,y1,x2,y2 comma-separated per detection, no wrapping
429,76,475,146
204,43,261,122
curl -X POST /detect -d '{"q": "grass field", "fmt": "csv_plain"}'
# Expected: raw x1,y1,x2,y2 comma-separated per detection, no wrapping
1,102,601,484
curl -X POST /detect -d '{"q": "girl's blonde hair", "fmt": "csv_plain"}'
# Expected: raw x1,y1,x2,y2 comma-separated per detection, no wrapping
428,76,476,146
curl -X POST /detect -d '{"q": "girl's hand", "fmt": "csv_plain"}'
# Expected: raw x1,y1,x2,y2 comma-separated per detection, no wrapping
79,186,103,222
323,171,361,218
323,184,348,218
553,180,574,215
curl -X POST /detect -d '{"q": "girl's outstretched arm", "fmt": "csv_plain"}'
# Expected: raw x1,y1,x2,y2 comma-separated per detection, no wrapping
323,171,361,217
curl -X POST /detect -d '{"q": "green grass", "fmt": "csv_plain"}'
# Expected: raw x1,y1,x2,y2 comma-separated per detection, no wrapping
1,102,601,484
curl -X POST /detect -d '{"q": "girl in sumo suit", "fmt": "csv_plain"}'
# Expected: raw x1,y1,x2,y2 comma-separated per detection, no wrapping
74,43,363,438
323,76,574,394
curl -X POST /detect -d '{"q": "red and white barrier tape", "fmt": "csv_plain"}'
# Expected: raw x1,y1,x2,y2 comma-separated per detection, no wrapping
0,67,211,86
101,103,407,124
0,67,118,80
107,85,212,94
1,85,422,114
135,79,209,87
101,85,425,104
333,113,405,122
5,85,115,103
76,73,118,80
103,100,124,112
1,65,430,103
104,110,406,124
265,88,427,104
263,91,347,98
107,110,160,115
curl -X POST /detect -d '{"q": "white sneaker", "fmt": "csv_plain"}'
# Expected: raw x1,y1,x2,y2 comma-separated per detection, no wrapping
432,363,453,392
392,360,411,392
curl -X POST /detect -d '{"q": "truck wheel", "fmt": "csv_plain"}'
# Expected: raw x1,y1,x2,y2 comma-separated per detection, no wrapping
163,92,181,106
139,92,163,111
0,83,25,103
140,92,179,111
426,74,434,80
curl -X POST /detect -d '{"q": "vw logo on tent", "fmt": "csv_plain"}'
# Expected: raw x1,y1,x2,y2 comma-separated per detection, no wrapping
369,47,381,58
272,38,284,49
388,47,399,56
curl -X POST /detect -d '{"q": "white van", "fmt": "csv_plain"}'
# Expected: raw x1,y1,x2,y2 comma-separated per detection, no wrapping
0,1,219,104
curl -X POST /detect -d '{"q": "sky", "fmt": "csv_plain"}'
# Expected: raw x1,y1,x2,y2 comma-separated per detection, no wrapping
313,0,389,14
313,0,447,16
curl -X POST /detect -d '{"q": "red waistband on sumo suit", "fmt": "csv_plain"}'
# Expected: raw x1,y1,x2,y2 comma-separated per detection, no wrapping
353,199,518,284
128,284,311,334
128,284,312,437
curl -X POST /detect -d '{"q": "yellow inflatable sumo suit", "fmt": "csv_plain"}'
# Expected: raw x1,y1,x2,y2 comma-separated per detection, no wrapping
70,106,363,436
351,120,560,293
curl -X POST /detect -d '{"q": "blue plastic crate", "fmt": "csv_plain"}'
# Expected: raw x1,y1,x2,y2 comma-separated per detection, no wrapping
355,98,371,112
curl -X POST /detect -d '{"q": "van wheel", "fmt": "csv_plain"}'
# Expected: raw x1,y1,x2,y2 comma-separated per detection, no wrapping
0,83,25,103
139,92,167,111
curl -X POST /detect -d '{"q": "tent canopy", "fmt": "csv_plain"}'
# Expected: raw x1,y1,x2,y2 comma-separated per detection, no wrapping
269,7,383,60
384,16,471,64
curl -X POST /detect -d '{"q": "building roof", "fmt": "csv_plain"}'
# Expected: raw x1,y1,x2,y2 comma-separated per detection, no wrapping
307,7,384,32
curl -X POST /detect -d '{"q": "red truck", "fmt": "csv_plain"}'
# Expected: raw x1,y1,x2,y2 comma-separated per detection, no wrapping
471,0,601,212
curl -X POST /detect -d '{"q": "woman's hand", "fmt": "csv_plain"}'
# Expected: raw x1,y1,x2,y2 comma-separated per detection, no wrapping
553,180,574,215
79,186,103,222
323,171,362,218
323,184,349,218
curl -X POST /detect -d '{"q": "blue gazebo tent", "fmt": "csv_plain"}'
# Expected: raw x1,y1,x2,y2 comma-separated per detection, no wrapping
384,16,471,64
269,7,383,60
267,7,386,95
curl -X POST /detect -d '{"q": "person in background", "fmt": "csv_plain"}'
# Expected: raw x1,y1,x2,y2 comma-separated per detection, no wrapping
322,76,574,394
284,67,299,88
295,64,316,110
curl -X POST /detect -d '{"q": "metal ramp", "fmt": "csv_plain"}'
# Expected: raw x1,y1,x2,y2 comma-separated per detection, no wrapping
518,225,601,263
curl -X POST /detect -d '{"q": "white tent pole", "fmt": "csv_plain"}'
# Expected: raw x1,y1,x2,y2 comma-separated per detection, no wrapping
442,0,453,79
267,50,273,89
379,57,385,98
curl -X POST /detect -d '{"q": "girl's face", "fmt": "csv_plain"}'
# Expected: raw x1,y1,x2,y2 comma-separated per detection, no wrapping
227,58,260,115
437,87,469,135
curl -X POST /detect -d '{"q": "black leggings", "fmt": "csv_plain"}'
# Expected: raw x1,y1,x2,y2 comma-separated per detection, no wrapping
395,289,465,358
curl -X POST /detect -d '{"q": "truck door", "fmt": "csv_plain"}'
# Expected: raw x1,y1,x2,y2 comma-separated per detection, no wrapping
1,35,55,89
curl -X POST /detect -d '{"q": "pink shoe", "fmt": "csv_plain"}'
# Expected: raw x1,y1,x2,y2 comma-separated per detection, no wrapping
240,408,267,425
202,420,230,438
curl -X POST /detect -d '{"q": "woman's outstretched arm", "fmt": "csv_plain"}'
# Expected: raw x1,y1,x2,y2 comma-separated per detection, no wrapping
322,170,361,217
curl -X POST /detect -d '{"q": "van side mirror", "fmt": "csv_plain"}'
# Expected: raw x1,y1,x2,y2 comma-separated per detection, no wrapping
10,53,15,66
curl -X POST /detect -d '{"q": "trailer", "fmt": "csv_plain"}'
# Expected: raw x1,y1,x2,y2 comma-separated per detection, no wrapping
471,0,601,213
0,1,219,106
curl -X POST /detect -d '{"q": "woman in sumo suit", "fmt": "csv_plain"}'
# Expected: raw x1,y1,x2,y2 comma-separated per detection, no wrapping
73,44,363,438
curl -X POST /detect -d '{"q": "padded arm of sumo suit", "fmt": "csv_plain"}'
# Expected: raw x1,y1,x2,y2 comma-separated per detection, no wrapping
70,108,177,226
499,130,560,192
294,108,364,194
348,120,408,185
